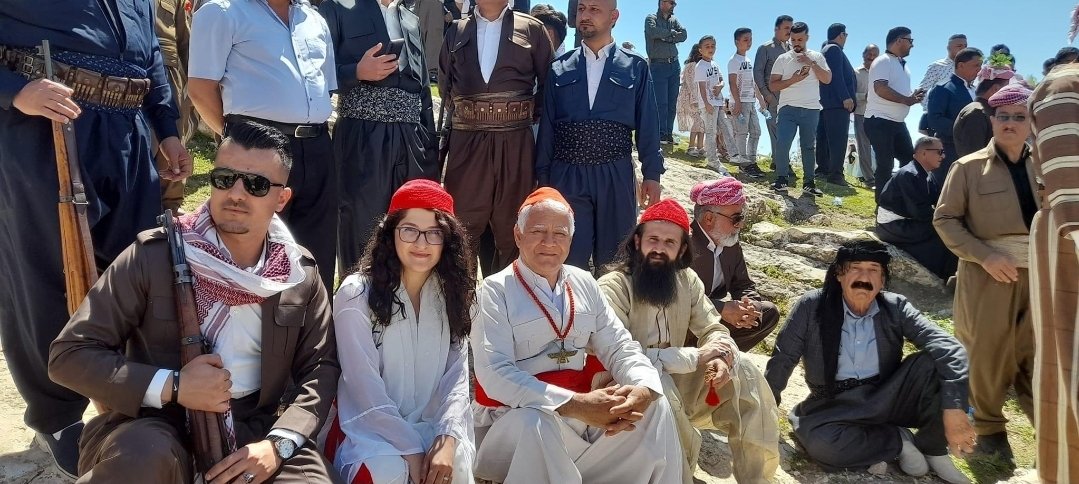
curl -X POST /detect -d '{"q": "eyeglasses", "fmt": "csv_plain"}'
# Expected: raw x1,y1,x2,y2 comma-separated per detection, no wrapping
209,167,286,197
707,210,745,225
900,37,914,43
922,148,945,156
994,114,1028,123
397,226,445,245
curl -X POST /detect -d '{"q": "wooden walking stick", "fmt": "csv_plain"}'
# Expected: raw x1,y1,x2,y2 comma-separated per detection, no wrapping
159,210,230,474
41,40,97,317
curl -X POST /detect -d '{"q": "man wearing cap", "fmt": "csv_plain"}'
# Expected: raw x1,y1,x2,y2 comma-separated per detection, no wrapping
875,136,958,280
765,240,972,483
599,198,780,484
1029,51,1079,484
537,0,665,271
688,178,780,351
933,83,1039,464
952,64,1013,159
49,120,339,483
471,187,683,483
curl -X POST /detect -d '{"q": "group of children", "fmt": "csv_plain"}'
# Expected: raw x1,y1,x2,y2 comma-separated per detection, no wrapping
676,29,767,177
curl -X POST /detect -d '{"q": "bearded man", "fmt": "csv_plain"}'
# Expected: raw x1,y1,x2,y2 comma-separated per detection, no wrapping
598,198,780,484
688,178,779,351
766,240,973,483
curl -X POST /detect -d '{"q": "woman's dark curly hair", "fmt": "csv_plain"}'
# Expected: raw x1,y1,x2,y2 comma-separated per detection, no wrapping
354,209,476,343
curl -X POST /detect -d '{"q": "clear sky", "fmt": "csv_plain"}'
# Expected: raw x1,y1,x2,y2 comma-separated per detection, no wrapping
595,0,1077,153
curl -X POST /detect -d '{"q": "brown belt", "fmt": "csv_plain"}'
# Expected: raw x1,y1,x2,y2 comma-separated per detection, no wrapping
451,93,534,132
0,45,150,110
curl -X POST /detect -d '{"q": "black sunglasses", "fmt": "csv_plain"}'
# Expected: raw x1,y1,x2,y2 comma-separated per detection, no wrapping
209,168,286,197
707,209,745,225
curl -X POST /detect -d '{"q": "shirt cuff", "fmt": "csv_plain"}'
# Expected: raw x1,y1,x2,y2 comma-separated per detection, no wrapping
268,428,307,449
141,368,172,409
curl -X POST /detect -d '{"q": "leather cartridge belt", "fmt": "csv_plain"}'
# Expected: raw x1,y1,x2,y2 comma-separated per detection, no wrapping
0,45,149,110
224,114,326,139
451,91,534,131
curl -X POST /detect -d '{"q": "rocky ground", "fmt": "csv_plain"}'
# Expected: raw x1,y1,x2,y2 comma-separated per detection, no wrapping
0,150,1039,483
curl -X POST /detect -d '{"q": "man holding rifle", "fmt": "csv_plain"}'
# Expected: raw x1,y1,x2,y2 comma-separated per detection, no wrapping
0,1,192,477
49,121,340,483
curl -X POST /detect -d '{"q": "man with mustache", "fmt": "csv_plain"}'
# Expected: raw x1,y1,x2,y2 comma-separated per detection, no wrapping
688,178,779,351
471,187,683,484
765,240,973,483
537,0,665,271
49,120,340,483
599,198,780,483
933,83,1039,466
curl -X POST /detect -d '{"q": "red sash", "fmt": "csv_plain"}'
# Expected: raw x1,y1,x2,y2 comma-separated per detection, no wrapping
474,355,606,407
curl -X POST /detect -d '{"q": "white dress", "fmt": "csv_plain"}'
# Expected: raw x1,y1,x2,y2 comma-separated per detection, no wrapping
332,274,475,484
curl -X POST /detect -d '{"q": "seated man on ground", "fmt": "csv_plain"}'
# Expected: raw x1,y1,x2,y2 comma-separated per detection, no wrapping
875,136,959,280
688,178,780,351
765,240,974,484
599,198,780,484
471,188,683,484
48,120,340,483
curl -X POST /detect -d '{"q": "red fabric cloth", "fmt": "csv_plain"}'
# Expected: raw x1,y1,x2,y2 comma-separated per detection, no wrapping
519,187,573,214
388,179,455,215
474,355,606,407
690,177,746,207
639,198,691,233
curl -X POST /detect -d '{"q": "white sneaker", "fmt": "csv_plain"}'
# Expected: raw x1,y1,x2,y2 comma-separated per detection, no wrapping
926,455,972,484
686,147,700,157
898,428,929,477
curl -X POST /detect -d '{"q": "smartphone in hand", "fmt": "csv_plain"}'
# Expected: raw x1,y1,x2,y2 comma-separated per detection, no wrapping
381,38,405,58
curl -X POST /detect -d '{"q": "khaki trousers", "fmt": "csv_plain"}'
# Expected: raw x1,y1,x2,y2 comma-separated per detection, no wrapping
953,260,1035,435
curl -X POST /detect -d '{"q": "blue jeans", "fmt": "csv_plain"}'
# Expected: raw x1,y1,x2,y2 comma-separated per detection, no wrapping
774,105,820,182
649,61,680,139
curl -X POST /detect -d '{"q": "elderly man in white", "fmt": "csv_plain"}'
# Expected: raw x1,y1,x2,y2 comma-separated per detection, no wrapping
471,187,683,484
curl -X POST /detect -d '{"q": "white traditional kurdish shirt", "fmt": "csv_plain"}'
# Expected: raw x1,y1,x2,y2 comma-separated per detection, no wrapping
332,274,475,484
472,261,663,426
584,42,616,109
475,5,509,83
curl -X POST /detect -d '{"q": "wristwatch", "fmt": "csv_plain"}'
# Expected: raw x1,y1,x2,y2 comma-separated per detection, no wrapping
267,435,297,461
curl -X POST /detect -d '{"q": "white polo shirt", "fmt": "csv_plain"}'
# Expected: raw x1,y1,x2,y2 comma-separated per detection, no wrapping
771,49,829,110
864,52,913,122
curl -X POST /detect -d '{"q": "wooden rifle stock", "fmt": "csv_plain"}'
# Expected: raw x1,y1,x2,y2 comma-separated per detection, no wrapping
40,40,97,317
158,210,229,474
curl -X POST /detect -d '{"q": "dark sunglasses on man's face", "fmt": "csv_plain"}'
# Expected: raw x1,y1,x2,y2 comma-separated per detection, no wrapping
708,209,745,225
209,167,285,197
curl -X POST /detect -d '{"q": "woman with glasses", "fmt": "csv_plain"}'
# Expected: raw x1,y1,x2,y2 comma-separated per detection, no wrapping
327,179,477,484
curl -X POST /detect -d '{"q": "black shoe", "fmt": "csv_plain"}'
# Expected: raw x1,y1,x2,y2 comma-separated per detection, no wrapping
827,177,850,187
772,178,789,192
769,161,776,170
975,431,1016,466
803,185,824,197
743,164,766,178
35,422,83,479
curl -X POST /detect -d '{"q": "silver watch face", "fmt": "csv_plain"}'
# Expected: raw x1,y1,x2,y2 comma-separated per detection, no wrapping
274,438,297,459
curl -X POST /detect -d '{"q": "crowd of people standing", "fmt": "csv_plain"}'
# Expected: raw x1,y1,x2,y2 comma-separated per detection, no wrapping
1,0,1078,483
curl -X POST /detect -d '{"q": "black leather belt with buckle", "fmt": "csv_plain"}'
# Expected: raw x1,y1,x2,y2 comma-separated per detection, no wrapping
224,114,326,139
650,57,677,64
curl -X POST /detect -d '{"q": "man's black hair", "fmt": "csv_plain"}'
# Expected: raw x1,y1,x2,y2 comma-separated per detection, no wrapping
885,26,911,46
954,47,983,65
775,15,793,28
791,22,809,35
1054,46,1079,64
532,7,568,45
827,23,845,41
221,120,293,171
734,27,752,41
948,33,967,41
